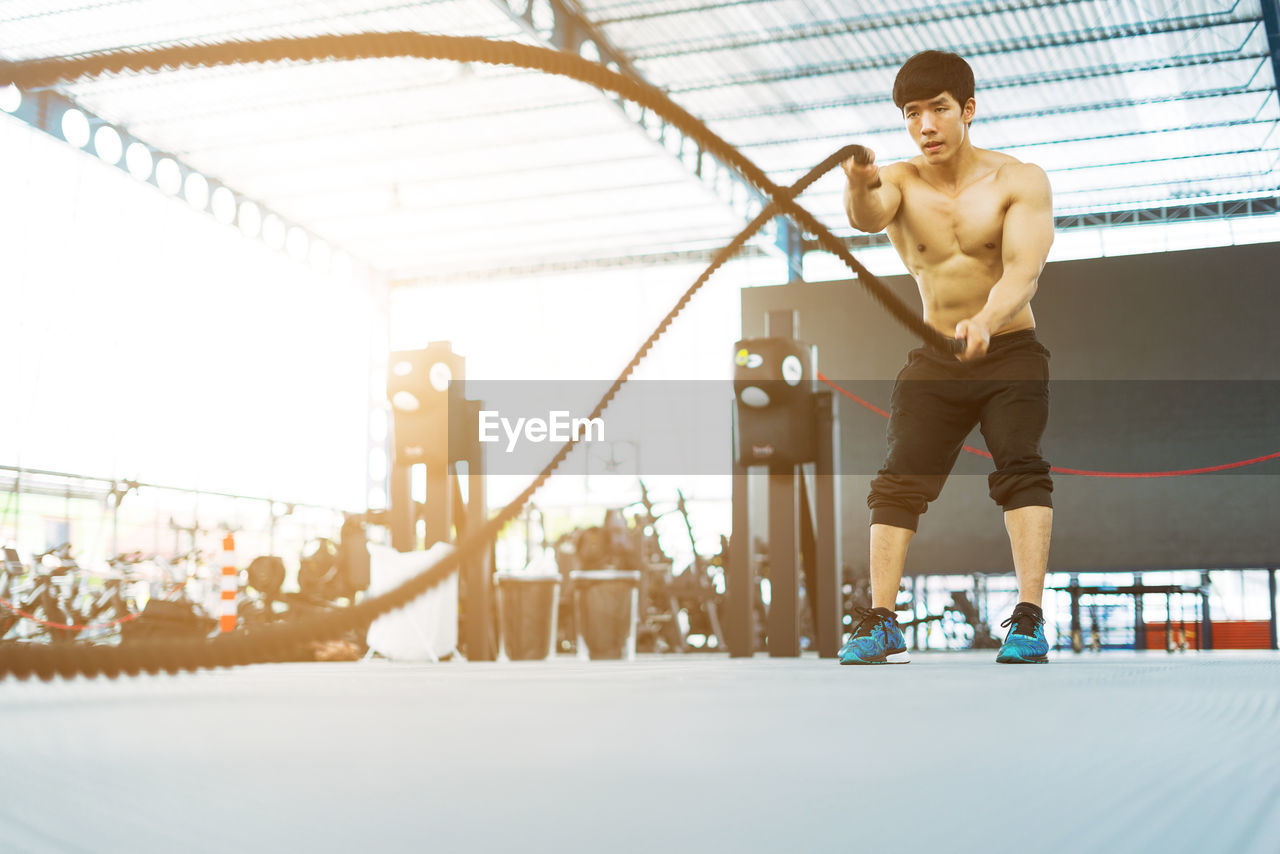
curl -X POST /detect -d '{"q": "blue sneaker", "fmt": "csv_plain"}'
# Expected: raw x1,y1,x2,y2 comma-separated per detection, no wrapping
996,603,1049,663
839,608,909,665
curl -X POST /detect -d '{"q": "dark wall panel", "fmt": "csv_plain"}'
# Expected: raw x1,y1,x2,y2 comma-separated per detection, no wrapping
742,243,1280,575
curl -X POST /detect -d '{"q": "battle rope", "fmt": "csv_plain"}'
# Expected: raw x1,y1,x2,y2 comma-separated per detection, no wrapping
0,34,940,679
817,373,1280,477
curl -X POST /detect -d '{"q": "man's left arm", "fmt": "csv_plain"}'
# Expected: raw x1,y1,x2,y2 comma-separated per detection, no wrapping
955,164,1054,360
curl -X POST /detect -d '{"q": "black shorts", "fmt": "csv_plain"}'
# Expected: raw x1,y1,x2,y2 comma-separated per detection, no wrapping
867,329,1053,531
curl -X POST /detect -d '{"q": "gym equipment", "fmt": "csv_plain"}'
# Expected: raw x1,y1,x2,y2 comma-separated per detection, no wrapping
733,336,817,467
945,591,1002,649
547,487,728,655
122,598,215,644
246,555,286,599
69,556,146,645
298,539,342,600
337,515,371,594
7,545,80,644
387,343,464,469
1049,578,1210,653
729,309,842,658
664,492,727,650
292,519,372,602
385,342,495,662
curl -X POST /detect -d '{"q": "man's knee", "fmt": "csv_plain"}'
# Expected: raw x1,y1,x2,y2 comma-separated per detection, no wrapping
1000,487,1053,513
868,504,922,532
868,472,944,533
988,464,1053,511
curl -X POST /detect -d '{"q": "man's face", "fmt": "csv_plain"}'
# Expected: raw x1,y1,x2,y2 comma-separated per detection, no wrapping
902,92,975,162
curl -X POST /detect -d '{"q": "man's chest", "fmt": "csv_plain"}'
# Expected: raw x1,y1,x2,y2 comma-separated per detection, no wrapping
894,179,1010,255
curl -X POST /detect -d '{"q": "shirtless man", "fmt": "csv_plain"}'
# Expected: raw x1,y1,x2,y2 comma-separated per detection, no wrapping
836,50,1055,665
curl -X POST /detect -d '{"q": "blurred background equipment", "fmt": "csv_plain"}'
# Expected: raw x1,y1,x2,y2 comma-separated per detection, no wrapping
236,518,373,661
570,569,641,660
546,482,729,657
246,555,286,600
298,538,343,600
729,309,841,659
495,570,560,661
385,341,494,662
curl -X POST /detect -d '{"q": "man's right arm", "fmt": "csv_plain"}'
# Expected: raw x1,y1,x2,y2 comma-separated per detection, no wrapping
842,154,903,234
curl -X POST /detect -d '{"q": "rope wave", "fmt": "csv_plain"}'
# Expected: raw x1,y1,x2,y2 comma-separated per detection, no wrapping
0,34,946,679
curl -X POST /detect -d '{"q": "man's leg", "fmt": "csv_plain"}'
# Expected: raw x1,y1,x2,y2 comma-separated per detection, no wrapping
978,357,1053,662
842,521,915,664
852,401,972,664
870,523,914,610
845,351,975,665
994,504,1052,662
867,356,977,610
1005,505,1052,606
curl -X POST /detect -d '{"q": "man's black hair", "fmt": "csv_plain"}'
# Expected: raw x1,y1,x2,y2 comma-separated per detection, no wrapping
892,50,975,116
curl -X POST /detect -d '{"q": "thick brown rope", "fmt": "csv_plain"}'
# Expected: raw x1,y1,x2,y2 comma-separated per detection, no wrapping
0,35,942,679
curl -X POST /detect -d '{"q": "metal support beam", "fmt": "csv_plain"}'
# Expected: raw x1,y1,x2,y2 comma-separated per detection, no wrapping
1261,0,1280,101
392,243,773,286
1068,575,1082,652
804,195,1280,256
727,431,753,658
0,83,367,279
1134,575,1146,651
485,0,792,270
1268,568,1278,651
744,82,1273,154
1200,570,1214,650
0,463,341,511
631,0,1082,59
776,218,804,282
1051,196,1280,231
668,12,1255,94
703,48,1267,122
367,275,393,516
388,465,412,551
456,431,495,662
766,465,799,657
812,392,841,659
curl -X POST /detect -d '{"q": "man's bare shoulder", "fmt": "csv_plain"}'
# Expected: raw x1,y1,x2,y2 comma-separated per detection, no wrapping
879,160,919,185
993,156,1051,196
983,147,1023,167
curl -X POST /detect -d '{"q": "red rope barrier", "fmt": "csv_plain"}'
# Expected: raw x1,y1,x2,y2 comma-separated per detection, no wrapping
0,581,188,632
0,597,142,631
816,372,1280,478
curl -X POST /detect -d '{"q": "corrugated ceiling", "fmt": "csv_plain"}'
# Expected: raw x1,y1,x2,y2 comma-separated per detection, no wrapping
1,0,1276,281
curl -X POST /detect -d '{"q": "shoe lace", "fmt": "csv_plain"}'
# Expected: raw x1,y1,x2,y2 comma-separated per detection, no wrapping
1000,606,1044,637
849,607,884,639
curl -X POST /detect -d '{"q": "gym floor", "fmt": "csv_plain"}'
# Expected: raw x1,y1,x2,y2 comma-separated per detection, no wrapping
2,652,1278,852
